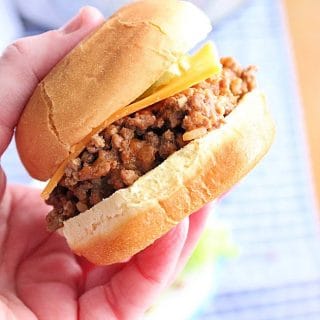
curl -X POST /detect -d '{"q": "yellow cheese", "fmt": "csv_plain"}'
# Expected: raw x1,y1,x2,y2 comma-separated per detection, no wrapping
41,42,221,199
139,55,191,98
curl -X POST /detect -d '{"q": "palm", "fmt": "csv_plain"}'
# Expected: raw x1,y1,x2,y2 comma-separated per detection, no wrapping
0,186,81,319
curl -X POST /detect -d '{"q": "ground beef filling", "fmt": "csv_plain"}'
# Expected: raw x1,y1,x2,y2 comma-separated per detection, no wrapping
46,57,256,231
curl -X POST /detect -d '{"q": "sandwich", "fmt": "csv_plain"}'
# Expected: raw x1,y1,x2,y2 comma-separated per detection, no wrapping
15,0,275,265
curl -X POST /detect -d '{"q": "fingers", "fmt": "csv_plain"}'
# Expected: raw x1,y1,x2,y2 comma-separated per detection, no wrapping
5,186,82,320
16,232,82,320
0,6,104,156
80,207,211,319
79,220,189,320
83,262,126,292
170,206,210,281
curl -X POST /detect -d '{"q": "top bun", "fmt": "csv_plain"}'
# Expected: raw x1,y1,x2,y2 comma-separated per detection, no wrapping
15,0,211,181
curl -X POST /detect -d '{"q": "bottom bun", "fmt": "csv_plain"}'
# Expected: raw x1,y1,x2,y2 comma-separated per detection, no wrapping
61,90,275,265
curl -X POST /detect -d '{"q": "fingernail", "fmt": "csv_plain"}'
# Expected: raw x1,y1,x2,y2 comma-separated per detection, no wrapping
60,6,103,34
60,9,85,34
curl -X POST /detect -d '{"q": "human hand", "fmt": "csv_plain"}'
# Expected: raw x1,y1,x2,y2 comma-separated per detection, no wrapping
0,7,209,320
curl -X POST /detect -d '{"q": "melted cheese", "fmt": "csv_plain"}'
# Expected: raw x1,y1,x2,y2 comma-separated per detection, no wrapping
41,42,221,199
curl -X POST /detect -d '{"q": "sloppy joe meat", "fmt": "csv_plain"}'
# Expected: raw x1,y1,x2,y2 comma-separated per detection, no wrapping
46,57,256,231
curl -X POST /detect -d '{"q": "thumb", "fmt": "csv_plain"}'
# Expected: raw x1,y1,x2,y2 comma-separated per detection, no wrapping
0,6,104,157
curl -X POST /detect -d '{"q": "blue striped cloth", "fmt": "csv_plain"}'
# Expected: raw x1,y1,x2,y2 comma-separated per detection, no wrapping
193,0,320,319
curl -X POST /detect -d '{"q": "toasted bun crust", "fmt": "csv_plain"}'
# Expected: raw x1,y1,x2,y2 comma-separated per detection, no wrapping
62,90,275,265
15,0,211,181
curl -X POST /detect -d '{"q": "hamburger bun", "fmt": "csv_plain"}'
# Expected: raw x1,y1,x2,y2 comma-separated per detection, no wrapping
15,0,275,265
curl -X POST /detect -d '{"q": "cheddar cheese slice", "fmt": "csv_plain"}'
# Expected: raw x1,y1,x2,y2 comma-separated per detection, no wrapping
41,42,221,199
